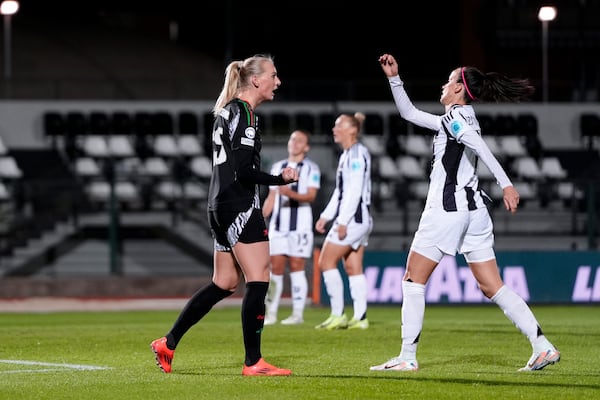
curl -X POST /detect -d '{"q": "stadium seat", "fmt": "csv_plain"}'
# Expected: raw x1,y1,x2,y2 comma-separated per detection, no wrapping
74,157,102,178
0,136,7,156
498,135,527,158
515,113,542,158
377,155,400,181
82,135,110,158
540,157,568,180
141,157,170,177
132,133,154,160
580,113,600,150
156,181,183,201
384,132,403,159
177,134,203,157
61,112,88,159
490,180,536,202
134,112,153,136
0,181,9,201
362,135,385,157
153,135,180,158
512,156,543,181
404,135,431,158
151,111,174,135
483,136,503,157
494,114,518,136
375,181,394,201
112,112,134,136
556,181,584,204
66,112,87,136
157,181,207,201
183,182,207,200
396,155,426,180
179,111,199,135
0,156,23,179
43,111,66,147
86,181,139,204
409,181,430,202
89,112,110,136
477,161,495,181
516,113,538,137
189,155,212,180
107,135,135,158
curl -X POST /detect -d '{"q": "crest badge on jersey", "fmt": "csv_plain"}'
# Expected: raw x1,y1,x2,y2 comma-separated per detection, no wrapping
241,127,256,146
450,120,463,137
245,127,256,139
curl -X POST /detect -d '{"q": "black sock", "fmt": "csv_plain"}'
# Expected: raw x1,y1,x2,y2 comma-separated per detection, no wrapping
166,282,233,349
242,281,268,366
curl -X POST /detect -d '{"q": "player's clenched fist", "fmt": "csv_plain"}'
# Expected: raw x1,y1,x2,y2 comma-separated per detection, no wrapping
281,166,298,183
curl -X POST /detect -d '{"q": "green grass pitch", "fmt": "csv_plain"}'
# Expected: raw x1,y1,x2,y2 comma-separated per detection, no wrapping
1,304,599,399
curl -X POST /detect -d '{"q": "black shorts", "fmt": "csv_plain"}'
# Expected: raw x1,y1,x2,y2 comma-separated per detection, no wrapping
208,207,268,251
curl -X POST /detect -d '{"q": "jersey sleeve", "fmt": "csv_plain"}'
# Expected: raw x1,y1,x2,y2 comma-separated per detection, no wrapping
237,159,286,186
319,186,340,221
268,160,284,189
389,76,441,132
307,161,321,189
229,108,286,187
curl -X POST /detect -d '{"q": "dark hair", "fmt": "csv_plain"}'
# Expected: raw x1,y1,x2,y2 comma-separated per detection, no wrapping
292,129,312,145
459,66,535,103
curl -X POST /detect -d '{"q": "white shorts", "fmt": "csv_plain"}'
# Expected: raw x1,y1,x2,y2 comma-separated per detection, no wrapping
269,230,314,258
325,217,373,250
410,207,494,256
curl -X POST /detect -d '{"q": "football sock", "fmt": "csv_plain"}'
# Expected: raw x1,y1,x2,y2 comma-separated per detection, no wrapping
167,282,233,348
348,274,368,320
289,270,307,316
323,268,345,316
400,281,425,360
242,281,269,366
267,273,284,315
491,285,542,344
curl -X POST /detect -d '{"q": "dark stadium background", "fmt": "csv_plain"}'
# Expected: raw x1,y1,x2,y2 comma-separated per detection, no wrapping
9,0,599,102
0,0,598,298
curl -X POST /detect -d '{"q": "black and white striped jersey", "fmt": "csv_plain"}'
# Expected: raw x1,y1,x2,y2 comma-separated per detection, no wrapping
388,76,513,212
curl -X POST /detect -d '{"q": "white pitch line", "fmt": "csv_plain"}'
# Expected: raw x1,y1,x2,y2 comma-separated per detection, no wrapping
0,359,111,373
2,369,64,374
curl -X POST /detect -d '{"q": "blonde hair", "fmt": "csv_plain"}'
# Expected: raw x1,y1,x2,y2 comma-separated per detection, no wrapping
212,54,275,117
339,112,366,136
353,112,366,133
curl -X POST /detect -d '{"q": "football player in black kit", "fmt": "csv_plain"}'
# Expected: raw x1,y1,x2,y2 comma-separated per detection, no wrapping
151,54,297,376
